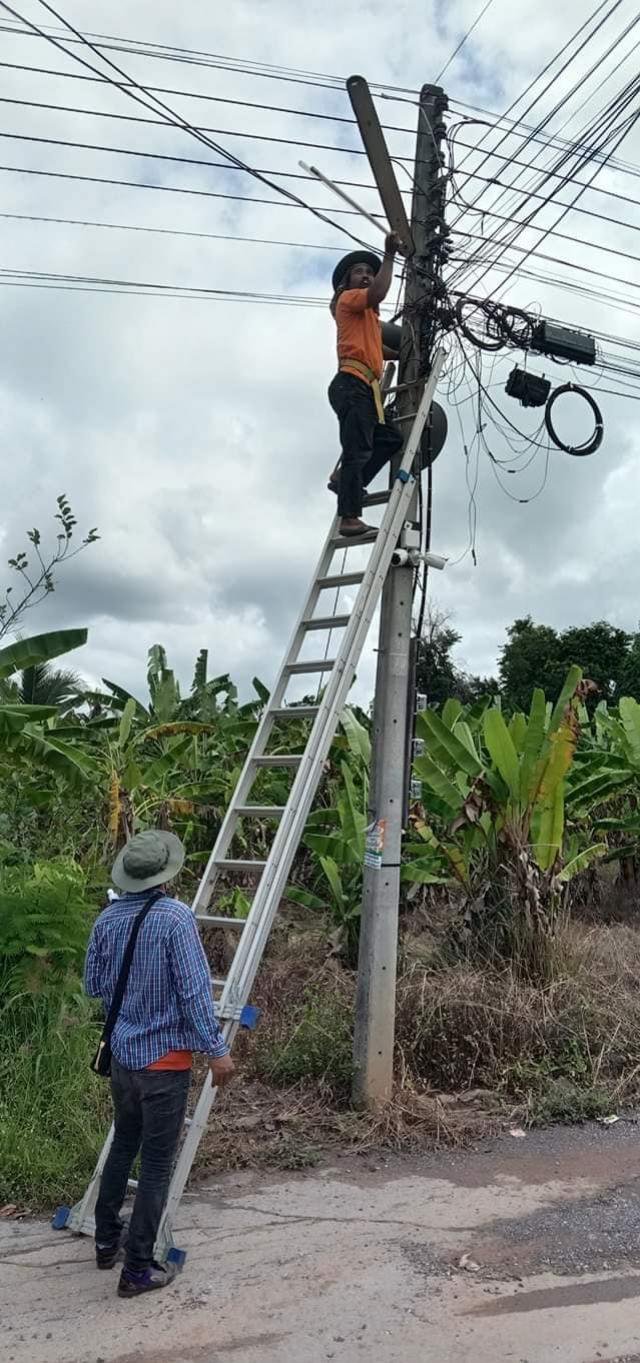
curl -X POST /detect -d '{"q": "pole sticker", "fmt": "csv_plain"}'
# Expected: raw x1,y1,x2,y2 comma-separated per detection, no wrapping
364,818,386,870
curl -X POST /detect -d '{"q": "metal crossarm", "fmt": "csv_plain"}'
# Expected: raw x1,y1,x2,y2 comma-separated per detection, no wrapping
54,352,443,1266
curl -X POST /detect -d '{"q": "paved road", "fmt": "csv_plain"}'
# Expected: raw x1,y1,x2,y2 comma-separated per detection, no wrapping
3,1120,640,1362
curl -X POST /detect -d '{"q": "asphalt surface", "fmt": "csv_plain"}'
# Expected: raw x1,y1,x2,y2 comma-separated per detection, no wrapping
3,1118,640,1362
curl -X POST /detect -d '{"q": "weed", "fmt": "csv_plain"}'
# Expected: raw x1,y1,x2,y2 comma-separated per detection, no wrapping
255,989,353,1097
0,989,108,1205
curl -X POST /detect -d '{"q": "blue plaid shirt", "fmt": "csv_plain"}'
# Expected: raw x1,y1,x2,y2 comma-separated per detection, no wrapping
84,892,228,1069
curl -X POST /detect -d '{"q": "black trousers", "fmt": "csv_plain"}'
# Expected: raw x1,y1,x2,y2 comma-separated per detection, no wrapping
328,372,403,518
95,1058,190,1272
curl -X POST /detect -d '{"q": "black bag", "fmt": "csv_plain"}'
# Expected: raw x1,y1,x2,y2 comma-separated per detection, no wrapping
90,889,162,1078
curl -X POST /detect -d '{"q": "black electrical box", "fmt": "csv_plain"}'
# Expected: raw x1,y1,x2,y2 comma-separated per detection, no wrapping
505,366,551,408
531,321,596,366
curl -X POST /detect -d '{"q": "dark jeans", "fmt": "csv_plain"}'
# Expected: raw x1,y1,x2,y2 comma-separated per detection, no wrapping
95,1058,190,1272
328,372,403,518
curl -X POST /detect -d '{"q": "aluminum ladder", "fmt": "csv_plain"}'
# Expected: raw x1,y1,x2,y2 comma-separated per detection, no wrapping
53,351,443,1266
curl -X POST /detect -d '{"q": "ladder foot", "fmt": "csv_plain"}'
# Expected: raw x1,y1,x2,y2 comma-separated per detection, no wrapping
51,1205,71,1230
167,1247,187,1271
240,1004,261,1030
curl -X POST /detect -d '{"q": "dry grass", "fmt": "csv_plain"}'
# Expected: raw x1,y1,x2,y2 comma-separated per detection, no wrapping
190,912,640,1182
396,918,640,1118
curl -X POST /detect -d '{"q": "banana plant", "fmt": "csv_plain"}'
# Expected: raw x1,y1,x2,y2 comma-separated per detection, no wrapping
0,629,98,784
404,671,608,978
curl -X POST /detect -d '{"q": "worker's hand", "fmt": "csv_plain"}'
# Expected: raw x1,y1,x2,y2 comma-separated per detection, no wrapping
384,231,404,257
209,1054,236,1088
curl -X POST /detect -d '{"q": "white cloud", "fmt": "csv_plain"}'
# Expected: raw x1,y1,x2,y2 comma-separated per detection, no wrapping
0,0,638,705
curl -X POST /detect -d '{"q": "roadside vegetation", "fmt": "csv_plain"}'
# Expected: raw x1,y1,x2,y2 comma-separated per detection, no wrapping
2,528,640,1204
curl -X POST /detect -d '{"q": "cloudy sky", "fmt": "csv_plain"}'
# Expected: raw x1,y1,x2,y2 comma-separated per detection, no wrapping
0,0,638,705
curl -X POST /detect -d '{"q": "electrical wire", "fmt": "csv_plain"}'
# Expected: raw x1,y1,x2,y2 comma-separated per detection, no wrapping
0,0,380,255
435,0,498,83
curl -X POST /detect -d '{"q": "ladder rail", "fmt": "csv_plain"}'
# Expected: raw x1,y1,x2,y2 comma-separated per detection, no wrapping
215,354,443,1005
155,355,443,1256
191,526,341,910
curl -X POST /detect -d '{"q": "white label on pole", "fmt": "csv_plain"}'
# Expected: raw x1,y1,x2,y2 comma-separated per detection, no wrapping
364,818,386,870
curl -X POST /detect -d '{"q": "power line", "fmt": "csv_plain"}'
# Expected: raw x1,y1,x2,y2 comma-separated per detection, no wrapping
0,210,346,252
2,261,639,378
455,72,640,297
4,119,639,242
2,40,640,179
447,62,640,293
5,209,640,305
4,92,640,214
435,0,498,82
0,0,378,255
446,0,631,216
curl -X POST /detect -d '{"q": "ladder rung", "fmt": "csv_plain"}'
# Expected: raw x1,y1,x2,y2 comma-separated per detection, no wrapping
212,976,227,988
235,803,286,817
286,658,336,674
363,490,391,507
127,1178,138,1190
252,754,303,767
270,706,319,720
197,913,246,926
302,614,350,631
317,571,365,589
331,530,378,546
217,858,267,872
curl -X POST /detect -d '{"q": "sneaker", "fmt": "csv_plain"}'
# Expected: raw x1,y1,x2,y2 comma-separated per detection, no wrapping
117,1262,176,1298
96,1222,129,1270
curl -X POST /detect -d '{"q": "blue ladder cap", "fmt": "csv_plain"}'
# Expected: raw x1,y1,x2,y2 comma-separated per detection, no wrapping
167,1246,187,1269
396,469,411,483
52,1206,70,1230
240,1004,261,1030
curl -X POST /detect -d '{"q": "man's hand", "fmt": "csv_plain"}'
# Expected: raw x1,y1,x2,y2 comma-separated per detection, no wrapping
384,231,404,257
209,1054,235,1088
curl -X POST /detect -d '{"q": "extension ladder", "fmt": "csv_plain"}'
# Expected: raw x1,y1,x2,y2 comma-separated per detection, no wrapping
53,351,443,1266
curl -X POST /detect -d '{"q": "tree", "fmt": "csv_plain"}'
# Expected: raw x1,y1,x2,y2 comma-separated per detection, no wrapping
560,621,630,704
499,616,636,712
14,663,82,709
415,606,497,706
499,617,565,712
0,495,99,641
617,629,640,702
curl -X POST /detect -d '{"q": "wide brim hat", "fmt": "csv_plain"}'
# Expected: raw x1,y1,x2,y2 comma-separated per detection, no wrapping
332,250,381,292
111,829,185,893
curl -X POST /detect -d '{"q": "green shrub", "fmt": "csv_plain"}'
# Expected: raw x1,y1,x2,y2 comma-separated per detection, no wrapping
0,858,94,999
0,990,107,1205
0,858,106,1206
256,989,353,1096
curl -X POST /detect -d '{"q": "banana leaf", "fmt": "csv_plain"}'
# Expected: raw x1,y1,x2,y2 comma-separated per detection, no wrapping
483,708,520,804
0,629,87,679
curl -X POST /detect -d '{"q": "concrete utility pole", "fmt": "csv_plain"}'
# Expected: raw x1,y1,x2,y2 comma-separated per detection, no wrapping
352,83,449,1107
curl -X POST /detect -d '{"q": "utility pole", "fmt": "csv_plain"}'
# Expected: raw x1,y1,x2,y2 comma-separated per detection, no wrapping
352,83,449,1107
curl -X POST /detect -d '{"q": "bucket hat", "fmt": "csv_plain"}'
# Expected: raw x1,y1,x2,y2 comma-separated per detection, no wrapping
111,829,185,893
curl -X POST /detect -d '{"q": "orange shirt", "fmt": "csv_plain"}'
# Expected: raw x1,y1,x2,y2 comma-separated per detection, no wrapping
335,289,383,382
147,1050,192,1071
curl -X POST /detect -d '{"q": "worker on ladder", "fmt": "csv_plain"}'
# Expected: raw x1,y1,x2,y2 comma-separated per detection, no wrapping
84,830,235,1298
328,233,403,537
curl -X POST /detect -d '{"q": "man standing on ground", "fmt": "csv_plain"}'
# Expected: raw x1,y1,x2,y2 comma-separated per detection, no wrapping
84,829,234,1298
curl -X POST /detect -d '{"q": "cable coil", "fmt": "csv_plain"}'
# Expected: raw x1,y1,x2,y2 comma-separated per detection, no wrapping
544,382,604,455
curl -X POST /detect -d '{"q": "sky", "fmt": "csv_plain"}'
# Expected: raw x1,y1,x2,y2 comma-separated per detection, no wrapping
0,0,638,706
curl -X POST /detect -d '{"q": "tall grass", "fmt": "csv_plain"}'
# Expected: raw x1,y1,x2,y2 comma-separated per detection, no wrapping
0,982,109,1206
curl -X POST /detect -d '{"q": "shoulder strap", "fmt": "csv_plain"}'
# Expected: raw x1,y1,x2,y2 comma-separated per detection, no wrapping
102,888,163,1041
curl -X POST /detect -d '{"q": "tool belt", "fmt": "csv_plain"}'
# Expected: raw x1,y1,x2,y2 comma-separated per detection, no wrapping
339,359,385,424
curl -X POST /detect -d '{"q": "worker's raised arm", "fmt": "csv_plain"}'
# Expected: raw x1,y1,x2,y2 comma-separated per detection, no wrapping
367,233,403,308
